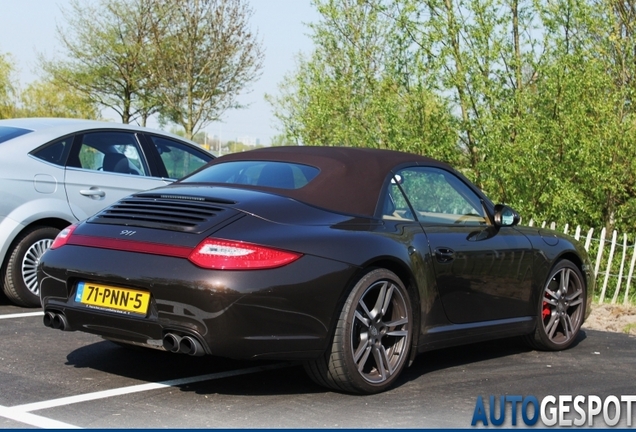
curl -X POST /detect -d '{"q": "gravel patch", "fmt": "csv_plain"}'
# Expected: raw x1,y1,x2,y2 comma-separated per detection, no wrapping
583,303,636,335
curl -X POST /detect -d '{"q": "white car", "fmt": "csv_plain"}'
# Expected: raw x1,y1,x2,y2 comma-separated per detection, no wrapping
0,118,213,307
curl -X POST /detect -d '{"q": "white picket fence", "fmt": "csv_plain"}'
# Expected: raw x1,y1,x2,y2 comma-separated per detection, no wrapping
527,219,635,305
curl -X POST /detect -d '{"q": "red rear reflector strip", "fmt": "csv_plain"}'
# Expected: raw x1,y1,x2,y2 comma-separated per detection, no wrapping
67,235,191,258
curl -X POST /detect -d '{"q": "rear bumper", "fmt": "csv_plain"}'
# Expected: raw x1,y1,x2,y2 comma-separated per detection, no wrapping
39,245,358,360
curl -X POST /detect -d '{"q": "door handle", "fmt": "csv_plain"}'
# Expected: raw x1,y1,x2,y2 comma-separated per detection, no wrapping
80,188,105,198
435,247,455,263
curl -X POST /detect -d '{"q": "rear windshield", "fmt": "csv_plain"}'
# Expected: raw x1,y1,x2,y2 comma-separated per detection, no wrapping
181,160,320,190
0,126,32,144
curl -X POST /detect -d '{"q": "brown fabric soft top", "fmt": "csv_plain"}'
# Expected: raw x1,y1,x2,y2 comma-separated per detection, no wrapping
195,146,448,217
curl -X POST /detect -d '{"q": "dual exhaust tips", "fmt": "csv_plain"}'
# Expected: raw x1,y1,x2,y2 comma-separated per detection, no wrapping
44,312,204,357
43,311,69,331
163,332,204,356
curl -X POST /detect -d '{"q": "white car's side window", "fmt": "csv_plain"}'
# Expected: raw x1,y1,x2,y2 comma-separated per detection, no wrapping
71,132,148,176
149,136,209,179
31,137,73,166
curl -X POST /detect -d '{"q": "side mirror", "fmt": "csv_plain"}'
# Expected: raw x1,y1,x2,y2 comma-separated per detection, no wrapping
493,204,520,227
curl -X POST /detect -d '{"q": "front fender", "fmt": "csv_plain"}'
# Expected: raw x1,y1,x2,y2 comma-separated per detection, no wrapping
515,226,595,322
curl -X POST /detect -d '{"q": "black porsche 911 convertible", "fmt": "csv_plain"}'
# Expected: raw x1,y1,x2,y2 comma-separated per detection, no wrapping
39,146,593,394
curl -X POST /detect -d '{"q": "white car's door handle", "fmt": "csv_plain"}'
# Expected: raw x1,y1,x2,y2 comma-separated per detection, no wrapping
80,189,106,197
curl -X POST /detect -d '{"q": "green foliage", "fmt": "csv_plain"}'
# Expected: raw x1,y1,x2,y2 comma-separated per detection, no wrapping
18,78,100,119
0,50,96,119
271,0,636,233
0,53,18,119
497,0,636,231
270,134,300,146
43,0,160,124
149,0,264,139
158,149,207,179
78,146,101,170
398,168,482,216
267,0,459,164
43,0,262,138
168,128,211,145
223,141,264,153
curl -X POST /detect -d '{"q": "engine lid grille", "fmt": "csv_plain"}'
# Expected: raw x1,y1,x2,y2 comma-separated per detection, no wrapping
88,195,239,233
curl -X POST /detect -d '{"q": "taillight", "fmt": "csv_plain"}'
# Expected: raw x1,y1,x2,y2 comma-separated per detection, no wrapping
50,224,78,250
188,238,302,270
49,230,301,271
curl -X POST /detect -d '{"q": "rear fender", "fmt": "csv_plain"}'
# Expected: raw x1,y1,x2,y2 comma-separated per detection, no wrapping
0,199,75,266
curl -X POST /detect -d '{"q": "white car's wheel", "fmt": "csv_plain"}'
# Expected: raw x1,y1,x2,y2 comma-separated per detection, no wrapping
3,226,60,307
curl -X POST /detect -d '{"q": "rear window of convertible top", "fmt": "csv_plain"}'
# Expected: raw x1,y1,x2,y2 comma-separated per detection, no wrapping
0,126,32,144
181,160,320,190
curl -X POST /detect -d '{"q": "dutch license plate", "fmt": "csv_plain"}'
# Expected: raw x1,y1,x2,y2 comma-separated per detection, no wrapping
74,281,150,315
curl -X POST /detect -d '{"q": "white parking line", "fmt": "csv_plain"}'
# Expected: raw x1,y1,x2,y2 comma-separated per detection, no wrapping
0,310,292,428
14,362,290,412
0,311,44,320
0,405,79,429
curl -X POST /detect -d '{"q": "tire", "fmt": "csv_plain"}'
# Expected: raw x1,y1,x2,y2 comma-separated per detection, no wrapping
304,268,413,394
526,260,586,350
2,226,60,307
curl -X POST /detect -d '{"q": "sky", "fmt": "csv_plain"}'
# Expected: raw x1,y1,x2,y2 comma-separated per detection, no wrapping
0,0,321,145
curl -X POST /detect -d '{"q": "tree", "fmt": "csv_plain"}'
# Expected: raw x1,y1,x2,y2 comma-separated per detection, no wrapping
43,0,161,124
44,0,262,134
393,0,547,191
270,0,636,233
18,77,100,119
150,0,264,139
223,140,261,153
0,53,18,119
167,127,209,145
267,0,458,163
270,134,300,146
394,0,636,230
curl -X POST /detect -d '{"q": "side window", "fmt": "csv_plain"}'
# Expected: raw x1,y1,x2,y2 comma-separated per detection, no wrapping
381,175,416,221
396,167,489,226
31,137,73,166
149,136,211,179
70,132,148,176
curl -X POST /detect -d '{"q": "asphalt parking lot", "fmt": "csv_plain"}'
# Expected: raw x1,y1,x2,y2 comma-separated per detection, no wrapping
1,294,635,429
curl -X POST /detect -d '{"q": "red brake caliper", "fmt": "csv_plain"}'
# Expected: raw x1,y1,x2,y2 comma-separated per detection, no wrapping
542,294,551,320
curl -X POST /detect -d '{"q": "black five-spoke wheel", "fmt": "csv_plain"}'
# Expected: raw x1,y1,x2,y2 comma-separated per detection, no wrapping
304,268,413,394
527,260,586,350
351,277,410,384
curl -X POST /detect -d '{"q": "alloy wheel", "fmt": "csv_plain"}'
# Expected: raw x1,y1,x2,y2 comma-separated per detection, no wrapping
21,238,53,295
541,266,585,346
350,279,410,384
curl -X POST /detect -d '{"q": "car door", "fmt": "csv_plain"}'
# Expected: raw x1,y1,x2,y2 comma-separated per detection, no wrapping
64,131,170,220
395,166,534,324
